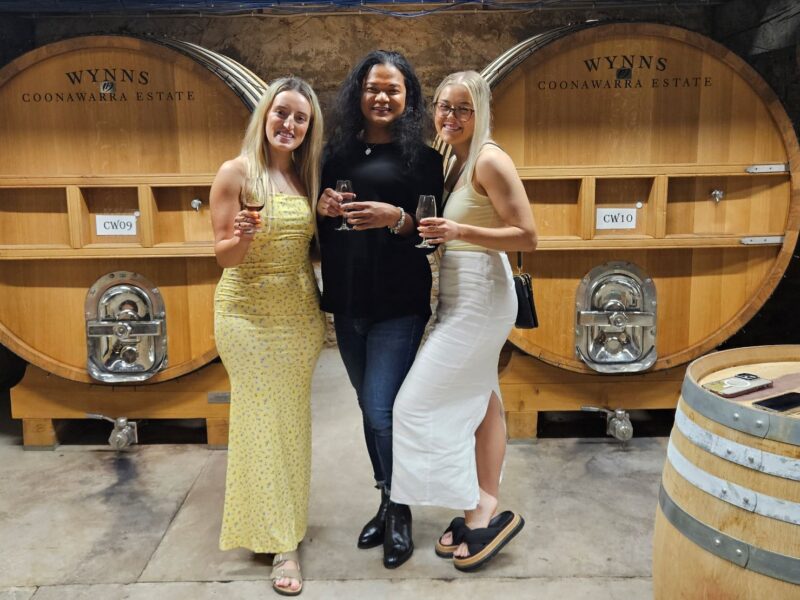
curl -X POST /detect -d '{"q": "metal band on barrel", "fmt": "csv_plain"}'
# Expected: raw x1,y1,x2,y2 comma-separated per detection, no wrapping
481,23,602,87
680,378,800,446
658,485,800,584
667,440,800,525
155,38,265,111
674,404,800,481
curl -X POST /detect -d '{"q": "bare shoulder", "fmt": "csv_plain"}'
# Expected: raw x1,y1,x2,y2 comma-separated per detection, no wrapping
216,156,247,181
475,144,518,186
213,157,247,199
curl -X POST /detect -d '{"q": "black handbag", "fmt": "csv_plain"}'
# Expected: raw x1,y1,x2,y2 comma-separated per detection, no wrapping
513,252,538,329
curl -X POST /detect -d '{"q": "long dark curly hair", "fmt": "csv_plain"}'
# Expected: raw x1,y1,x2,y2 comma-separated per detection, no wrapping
326,50,432,169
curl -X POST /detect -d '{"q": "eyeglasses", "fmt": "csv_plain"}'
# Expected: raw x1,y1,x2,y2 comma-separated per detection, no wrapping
433,101,475,122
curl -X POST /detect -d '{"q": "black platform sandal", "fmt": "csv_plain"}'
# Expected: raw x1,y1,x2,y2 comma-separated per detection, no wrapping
435,512,509,558
452,511,525,572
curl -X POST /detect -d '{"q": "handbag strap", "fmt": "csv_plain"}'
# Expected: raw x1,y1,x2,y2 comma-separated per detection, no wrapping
516,251,523,275
441,154,464,213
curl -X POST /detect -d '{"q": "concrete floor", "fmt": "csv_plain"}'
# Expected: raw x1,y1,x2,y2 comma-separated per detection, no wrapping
0,348,666,599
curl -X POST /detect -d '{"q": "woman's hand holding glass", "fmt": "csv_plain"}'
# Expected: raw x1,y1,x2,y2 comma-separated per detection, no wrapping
234,177,264,238
316,187,345,218
342,200,402,231
418,216,460,246
316,184,356,226
233,208,261,239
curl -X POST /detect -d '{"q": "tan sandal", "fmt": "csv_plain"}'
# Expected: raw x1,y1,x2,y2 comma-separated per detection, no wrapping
271,550,303,596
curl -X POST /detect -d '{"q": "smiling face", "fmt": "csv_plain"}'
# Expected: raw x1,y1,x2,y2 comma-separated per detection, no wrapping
264,90,312,154
434,84,475,148
360,63,407,135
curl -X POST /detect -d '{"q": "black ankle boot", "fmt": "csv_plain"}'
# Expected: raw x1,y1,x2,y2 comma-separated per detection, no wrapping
383,501,413,569
357,486,390,549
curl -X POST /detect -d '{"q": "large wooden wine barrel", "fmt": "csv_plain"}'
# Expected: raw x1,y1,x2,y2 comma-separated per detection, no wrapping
653,346,800,598
0,36,265,383
486,23,799,374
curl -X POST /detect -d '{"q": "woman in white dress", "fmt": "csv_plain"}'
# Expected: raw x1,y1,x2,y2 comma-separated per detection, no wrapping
391,70,537,572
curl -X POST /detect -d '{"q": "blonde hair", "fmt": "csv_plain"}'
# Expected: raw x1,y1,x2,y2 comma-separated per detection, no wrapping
433,71,492,185
240,76,323,232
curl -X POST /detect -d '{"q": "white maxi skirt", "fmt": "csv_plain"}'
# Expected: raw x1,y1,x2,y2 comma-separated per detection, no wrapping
391,250,517,510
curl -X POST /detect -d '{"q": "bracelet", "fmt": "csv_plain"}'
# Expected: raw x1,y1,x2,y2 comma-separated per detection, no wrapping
388,206,406,234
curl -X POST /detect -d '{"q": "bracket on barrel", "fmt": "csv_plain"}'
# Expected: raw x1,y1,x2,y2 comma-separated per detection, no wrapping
575,261,657,373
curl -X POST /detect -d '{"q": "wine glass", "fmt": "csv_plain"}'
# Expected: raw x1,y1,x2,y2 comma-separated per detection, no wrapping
240,176,265,233
415,195,437,249
335,180,354,231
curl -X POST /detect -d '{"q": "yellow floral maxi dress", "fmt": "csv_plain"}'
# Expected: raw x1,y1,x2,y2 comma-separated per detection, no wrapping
215,193,325,553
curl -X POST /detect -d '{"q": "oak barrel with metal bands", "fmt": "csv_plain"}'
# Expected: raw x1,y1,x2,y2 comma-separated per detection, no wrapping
480,23,799,374
0,36,265,383
653,346,800,598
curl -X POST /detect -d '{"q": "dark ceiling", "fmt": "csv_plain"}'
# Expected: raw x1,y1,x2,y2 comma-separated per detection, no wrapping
0,1,727,17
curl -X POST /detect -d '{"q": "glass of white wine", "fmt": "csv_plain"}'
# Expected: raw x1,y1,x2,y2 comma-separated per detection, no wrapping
415,194,437,249
335,179,354,231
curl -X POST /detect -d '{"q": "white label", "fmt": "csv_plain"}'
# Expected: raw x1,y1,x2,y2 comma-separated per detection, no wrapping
96,214,137,236
596,208,637,230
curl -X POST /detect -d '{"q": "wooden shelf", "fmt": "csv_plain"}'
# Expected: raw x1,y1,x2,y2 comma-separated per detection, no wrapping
1,169,789,259
0,177,215,259
517,164,788,179
536,235,784,251
0,244,215,260
0,174,216,187
521,171,790,243
0,187,71,246
666,175,790,237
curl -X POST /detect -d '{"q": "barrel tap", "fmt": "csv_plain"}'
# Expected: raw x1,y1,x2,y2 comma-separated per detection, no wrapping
86,413,139,450
580,406,633,442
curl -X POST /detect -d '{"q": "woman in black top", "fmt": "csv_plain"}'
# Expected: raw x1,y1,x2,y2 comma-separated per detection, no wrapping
316,50,443,569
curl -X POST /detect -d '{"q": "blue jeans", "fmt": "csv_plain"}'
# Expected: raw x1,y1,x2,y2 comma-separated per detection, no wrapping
334,313,428,491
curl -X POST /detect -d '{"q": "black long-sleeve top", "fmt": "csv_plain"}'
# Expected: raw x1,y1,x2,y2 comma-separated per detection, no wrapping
318,141,444,320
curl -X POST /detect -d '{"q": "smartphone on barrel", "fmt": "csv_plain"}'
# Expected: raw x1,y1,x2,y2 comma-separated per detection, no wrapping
702,372,773,398
702,372,800,413
752,392,800,413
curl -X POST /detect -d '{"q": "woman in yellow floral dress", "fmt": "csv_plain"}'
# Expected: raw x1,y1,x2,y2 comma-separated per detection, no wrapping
210,76,325,596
